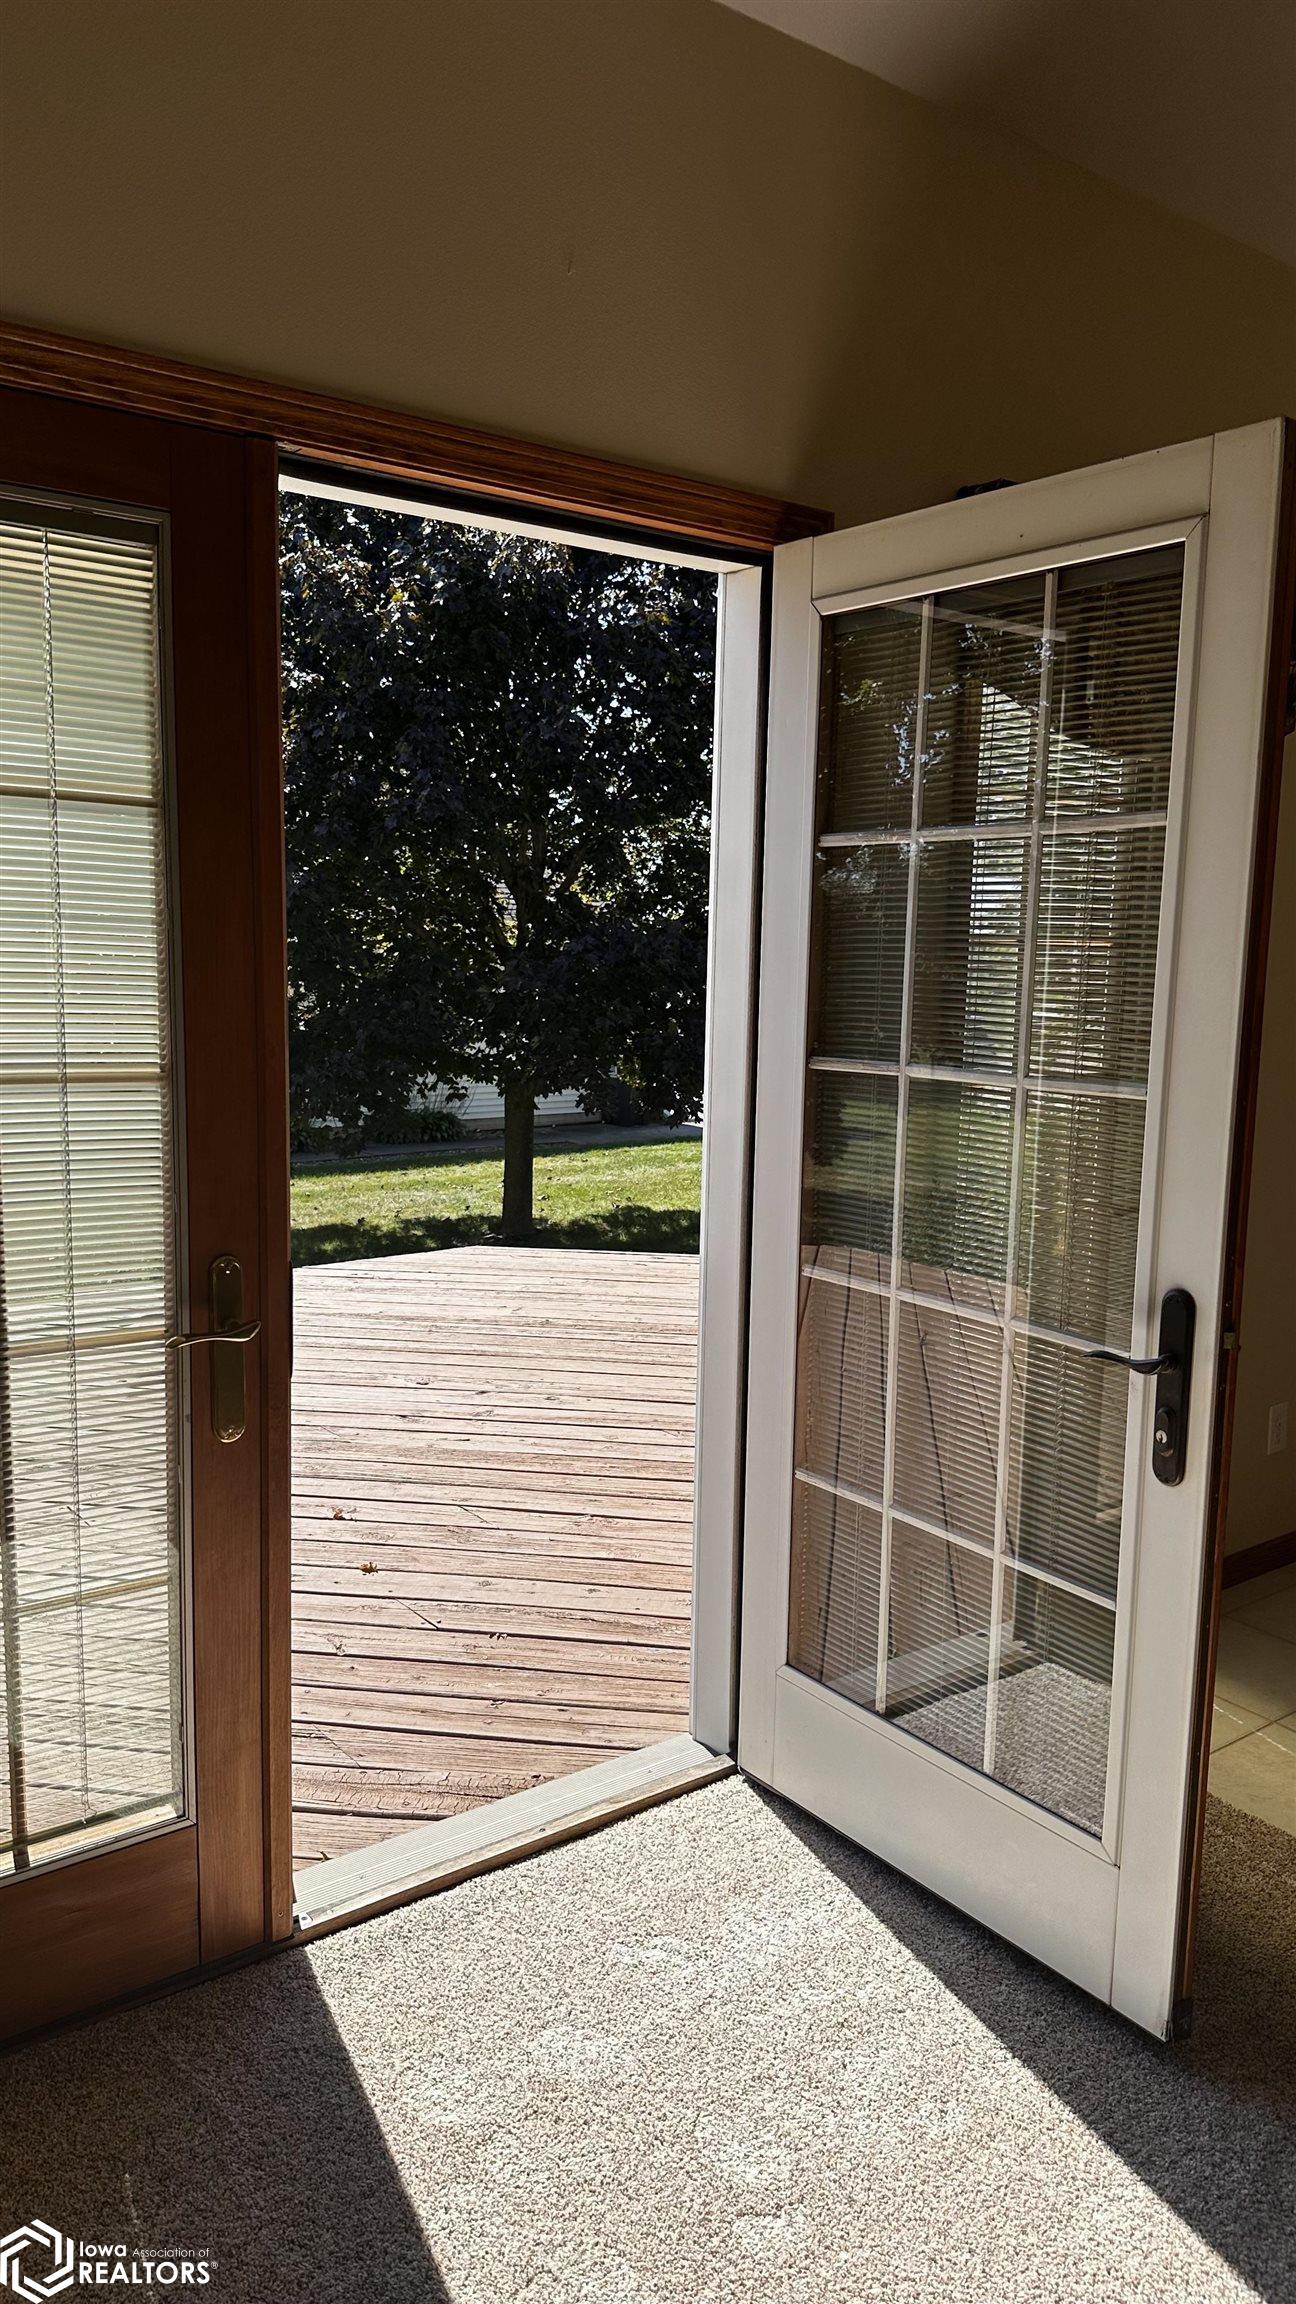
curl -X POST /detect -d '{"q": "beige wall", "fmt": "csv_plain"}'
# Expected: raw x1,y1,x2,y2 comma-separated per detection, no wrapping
1,0,1293,525
1227,737,1296,1555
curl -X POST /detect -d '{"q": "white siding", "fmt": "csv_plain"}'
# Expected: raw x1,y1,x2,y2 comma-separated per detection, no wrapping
420,1082,590,1131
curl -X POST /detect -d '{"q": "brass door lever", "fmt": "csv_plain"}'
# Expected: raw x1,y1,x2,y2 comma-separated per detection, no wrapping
167,1256,258,1441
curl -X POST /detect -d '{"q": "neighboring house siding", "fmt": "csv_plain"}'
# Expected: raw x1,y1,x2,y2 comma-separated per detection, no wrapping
421,1083,590,1131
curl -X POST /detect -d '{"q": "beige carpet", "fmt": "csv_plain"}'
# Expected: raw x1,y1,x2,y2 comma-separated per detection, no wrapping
1,1780,1292,2304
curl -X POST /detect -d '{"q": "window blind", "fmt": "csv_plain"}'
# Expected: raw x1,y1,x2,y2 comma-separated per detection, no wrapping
0,508,183,1874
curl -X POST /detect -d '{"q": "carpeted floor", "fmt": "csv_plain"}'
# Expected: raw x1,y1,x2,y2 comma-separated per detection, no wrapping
1,1779,1292,2304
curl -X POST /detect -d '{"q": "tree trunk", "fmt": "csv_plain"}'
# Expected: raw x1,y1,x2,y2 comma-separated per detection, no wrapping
501,1076,536,1243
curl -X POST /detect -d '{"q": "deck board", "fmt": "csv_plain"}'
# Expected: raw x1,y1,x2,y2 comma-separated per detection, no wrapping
292,1246,698,1869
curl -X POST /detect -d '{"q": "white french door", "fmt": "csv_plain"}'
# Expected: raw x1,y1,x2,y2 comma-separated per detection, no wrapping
739,423,1289,2037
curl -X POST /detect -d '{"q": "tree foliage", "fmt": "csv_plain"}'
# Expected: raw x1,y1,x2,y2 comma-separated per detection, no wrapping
280,497,716,1229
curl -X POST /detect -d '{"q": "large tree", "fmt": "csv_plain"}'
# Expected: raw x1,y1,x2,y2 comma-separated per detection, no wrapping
281,497,716,1238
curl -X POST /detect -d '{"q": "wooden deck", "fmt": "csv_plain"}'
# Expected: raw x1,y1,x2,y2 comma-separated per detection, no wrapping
291,1247,698,1869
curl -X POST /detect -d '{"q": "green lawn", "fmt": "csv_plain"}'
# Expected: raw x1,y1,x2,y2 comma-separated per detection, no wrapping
291,1137,703,1266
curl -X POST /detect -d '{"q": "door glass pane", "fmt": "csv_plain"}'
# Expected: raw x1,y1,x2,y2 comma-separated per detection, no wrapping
0,510,183,1876
892,1303,1001,1547
1007,1336,1127,1601
803,1071,897,1281
788,1484,882,1703
1017,1091,1145,1350
910,839,1026,1072
795,1274,887,1500
922,576,1046,827
787,545,1185,1837
819,603,923,832
902,1078,1013,1309
994,1569,1115,1833
1046,548,1183,817
1031,825,1166,1083
885,1522,993,1769
811,845,907,1062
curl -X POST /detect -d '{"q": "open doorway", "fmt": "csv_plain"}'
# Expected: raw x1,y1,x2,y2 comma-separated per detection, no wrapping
279,474,746,1919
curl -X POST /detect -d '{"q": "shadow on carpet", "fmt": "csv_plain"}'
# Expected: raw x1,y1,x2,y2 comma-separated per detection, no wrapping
0,1958,449,2301
761,1786,1294,2297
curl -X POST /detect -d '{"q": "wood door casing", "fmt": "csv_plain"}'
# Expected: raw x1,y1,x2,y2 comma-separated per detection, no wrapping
0,389,289,2037
0,321,829,552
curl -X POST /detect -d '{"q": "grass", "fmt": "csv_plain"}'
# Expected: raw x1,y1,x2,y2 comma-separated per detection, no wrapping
291,1137,703,1266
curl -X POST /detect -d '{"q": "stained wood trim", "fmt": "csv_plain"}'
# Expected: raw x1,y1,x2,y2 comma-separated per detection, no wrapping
1220,1527,1296,1588
169,423,274,1964
0,1825,199,2041
1175,417,1296,2018
0,323,830,551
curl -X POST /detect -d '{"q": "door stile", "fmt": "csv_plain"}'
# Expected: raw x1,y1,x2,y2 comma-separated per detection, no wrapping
169,426,271,1965
691,564,767,1758
1175,425,1295,2017
1100,515,1206,1873
738,537,819,1787
1111,423,1291,2030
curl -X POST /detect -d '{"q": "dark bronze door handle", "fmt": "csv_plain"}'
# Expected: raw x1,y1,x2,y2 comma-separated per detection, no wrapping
1086,1345,1175,1376
1087,1288,1195,1486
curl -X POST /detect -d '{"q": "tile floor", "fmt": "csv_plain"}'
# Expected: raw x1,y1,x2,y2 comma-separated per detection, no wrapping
1209,1559,1296,1837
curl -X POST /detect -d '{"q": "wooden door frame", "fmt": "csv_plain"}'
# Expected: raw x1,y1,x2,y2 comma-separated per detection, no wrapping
0,325,829,1987
0,324,827,553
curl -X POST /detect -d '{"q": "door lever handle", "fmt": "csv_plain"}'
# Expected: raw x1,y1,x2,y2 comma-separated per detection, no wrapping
167,1322,261,1349
1088,1287,1195,1486
1085,1345,1174,1376
167,1256,257,1442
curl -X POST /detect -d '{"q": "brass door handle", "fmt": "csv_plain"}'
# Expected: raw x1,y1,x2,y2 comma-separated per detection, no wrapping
167,1256,257,1442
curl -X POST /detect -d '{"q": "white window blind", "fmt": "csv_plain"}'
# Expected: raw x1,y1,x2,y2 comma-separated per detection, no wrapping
0,507,184,1875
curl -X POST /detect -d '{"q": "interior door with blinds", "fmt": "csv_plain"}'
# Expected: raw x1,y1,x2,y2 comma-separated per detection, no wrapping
0,390,285,2038
740,423,1290,2038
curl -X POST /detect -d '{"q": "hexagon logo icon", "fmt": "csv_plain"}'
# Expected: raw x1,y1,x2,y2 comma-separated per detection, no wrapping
0,2223,76,2302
